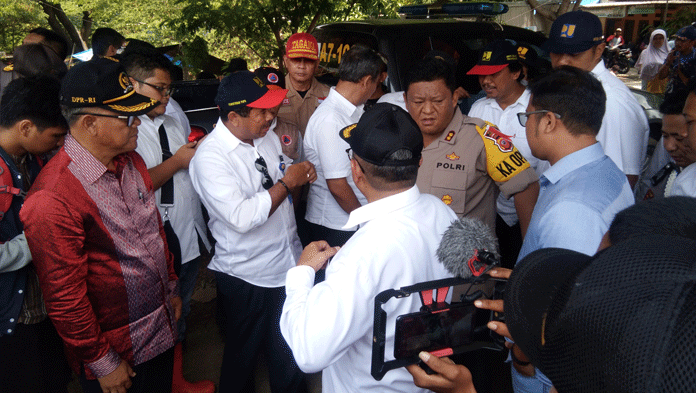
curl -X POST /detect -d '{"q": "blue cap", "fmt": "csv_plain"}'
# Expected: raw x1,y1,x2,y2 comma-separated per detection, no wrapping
544,11,604,54
676,25,696,41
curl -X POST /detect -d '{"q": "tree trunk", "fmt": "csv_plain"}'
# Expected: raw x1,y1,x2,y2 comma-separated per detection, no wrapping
525,0,583,23
37,0,87,54
80,11,92,46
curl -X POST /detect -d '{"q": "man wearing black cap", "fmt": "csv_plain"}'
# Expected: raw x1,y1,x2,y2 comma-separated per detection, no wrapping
281,103,458,392
21,59,180,393
545,11,648,189
467,39,550,267
189,71,316,393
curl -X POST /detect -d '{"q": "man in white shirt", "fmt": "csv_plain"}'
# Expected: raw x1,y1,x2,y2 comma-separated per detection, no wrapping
303,45,386,247
467,39,550,268
281,103,458,393
123,50,214,392
189,71,316,393
671,84,696,196
545,11,649,188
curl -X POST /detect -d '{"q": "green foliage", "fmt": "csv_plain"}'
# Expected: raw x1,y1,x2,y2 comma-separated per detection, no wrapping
664,7,696,36
0,1,44,54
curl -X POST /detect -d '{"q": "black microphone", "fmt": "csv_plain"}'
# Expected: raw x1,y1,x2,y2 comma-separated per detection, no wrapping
437,217,500,278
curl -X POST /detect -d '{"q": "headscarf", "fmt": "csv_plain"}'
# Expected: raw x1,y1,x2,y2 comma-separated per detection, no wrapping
635,29,670,81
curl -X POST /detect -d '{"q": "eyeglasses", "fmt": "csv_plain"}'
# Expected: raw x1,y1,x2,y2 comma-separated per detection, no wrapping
75,112,137,126
345,148,365,173
133,78,175,97
254,156,274,190
516,110,561,127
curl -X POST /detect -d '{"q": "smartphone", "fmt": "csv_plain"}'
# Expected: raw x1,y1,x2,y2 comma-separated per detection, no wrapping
393,301,491,359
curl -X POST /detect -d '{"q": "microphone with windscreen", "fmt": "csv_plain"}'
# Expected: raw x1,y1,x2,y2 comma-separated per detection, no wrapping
437,217,501,278
371,217,505,381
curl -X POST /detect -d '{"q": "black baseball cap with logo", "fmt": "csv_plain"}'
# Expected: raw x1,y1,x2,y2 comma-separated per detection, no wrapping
467,39,519,75
339,103,422,166
60,58,158,116
215,71,288,111
543,11,604,54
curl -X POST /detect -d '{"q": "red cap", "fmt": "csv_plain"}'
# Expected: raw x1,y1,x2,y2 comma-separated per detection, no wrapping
466,64,509,76
286,33,319,60
248,88,288,109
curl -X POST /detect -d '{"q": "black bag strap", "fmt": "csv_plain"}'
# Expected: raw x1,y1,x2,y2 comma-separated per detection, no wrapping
158,124,174,207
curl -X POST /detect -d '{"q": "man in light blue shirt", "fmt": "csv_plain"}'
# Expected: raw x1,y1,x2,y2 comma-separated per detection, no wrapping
513,66,634,393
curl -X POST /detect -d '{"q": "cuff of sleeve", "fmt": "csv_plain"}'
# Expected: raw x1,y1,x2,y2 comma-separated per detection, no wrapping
286,265,316,291
86,348,121,378
498,168,538,199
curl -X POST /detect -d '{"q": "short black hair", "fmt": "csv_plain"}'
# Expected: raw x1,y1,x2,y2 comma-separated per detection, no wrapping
28,27,69,60
13,43,67,79
357,149,419,190
608,196,696,244
659,89,688,115
338,45,386,83
122,48,172,81
219,105,252,122
91,28,125,57
0,75,67,130
508,62,525,83
529,66,605,136
224,58,248,74
405,56,457,93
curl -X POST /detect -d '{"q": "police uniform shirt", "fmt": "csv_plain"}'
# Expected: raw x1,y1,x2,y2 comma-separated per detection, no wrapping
416,108,538,229
277,77,330,135
468,89,550,226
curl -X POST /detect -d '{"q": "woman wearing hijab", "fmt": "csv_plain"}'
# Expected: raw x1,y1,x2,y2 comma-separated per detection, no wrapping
635,29,670,91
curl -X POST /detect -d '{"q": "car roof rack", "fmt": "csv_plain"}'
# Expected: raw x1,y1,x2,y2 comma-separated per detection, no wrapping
398,2,509,19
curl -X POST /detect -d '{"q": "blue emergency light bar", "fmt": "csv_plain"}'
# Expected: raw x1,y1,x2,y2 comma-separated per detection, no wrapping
399,2,509,17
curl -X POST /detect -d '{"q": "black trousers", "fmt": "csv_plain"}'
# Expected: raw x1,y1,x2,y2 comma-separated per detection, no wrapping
305,221,355,284
213,271,307,393
0,318,72,393
79,347,174,393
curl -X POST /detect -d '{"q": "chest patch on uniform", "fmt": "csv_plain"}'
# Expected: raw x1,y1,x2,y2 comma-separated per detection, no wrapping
282,98,290,106
442,195,453,205
445,130,455,141
480,123,513,153
281,134,292,145
446,152,460,161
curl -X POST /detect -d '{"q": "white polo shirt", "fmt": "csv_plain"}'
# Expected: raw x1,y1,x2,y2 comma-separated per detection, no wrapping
592,61,649,177
304,87,368,230
189,118,301,287
135,114,211,264
468,89,549,226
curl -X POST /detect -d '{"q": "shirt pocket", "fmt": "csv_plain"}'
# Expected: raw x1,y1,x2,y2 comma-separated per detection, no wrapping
431,168,468,215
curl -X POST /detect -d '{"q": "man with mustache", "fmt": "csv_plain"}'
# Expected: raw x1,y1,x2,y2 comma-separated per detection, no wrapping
189,71,316,393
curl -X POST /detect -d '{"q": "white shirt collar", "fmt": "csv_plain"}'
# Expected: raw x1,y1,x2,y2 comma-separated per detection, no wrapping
343,185,421,229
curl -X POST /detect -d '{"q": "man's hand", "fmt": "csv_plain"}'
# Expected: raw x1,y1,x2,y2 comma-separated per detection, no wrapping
473,268,535,376
171,296,182,321
407,352,476,393
97,359,136,393
172,139,203,170
282,161,317,189
297,241,339,272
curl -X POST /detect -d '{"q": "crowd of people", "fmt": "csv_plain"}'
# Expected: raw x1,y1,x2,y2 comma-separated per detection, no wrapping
0,9,695,393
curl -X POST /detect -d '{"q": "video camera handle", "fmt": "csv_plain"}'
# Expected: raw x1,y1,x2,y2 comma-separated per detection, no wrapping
371,275,507,381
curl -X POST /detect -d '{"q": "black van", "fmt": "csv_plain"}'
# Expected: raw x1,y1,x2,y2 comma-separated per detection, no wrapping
312,19,547,94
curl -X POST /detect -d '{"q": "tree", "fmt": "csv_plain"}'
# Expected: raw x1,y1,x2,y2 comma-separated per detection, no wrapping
36,0,89,53
0,1,44,54
524,0,581,24
171,0,404,70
